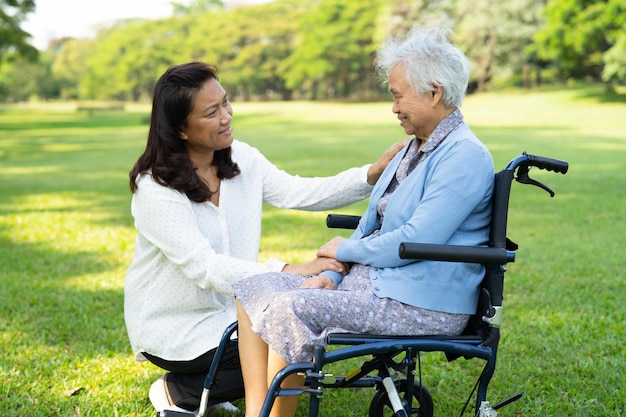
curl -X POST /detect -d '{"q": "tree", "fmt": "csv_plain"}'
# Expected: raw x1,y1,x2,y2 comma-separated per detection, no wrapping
49,37,89,99
600,0,626,85
602,33,626,85
0,0,38,63
455,0,545,91
377,0,455,40
6,0,614,102
172,0,224,15
0,56,40,100
281,0,382,99
373,0,546,91
81,19,181,100
534,0,626,84
222,0,303,100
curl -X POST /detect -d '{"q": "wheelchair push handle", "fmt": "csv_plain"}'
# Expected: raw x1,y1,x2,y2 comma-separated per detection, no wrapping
511,152,569,197
522,152,569,174
507,151,569,174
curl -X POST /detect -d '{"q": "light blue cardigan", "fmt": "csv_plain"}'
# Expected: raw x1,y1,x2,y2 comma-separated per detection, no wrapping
328,123,494,314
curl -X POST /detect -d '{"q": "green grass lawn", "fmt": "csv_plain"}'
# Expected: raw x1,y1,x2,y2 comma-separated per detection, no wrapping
1,86,624,416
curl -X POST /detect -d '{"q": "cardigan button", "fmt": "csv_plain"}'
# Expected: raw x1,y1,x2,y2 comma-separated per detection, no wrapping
374,287,380,291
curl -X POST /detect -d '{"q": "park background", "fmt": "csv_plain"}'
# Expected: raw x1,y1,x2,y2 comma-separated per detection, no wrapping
1,0,625,416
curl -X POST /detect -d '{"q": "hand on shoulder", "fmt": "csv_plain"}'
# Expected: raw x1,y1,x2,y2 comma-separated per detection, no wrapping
367,139,410,185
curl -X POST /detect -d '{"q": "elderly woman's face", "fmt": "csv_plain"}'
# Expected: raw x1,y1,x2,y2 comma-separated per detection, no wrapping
388,65,436,140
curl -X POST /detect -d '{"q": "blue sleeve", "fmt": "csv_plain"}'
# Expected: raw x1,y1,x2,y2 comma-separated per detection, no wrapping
320,270,345,287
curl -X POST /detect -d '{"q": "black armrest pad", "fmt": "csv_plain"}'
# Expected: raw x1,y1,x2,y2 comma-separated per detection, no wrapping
326,214,361,229
399,243,514,264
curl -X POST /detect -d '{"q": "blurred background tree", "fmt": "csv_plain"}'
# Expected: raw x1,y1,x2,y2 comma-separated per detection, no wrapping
532,0,625,90
0,0,624,102
0,0,37,62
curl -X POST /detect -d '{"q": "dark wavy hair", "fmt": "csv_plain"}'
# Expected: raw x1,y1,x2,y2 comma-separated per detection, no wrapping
129,62,240,202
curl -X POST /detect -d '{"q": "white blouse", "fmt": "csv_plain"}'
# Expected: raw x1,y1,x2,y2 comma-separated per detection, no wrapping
124,140,373,361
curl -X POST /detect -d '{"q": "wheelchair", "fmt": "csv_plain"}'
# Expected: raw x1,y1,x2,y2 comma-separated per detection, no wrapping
196,152,568,417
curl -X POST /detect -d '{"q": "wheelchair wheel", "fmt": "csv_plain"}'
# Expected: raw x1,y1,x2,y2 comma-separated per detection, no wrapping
368,379,434,417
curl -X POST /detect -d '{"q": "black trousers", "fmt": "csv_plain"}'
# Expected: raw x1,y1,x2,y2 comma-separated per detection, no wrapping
143,340,244,411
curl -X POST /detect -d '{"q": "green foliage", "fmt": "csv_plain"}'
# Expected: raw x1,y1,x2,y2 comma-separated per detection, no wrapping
534,0,626,83
600,0,626,84
280,0,382,99
49,38,91,99
82,19,183,101
0,56,39,100
602,32,626,84
3,0,626,101
0,87,625,416
455,0,544,90
213,0,305,100
0,0,37,63
173,0,225,15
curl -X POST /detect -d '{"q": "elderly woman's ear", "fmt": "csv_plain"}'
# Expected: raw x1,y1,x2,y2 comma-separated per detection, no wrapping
430,85,444,106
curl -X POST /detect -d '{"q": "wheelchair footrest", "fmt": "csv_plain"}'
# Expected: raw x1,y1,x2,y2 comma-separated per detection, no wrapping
157,410,196,417
493,392,523,410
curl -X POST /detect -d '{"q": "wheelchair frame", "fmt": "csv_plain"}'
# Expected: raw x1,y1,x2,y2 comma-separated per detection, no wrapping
197,152,568,417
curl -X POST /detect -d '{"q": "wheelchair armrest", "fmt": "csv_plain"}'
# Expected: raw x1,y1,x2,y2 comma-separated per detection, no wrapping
399,242,515,264
326,214,361,229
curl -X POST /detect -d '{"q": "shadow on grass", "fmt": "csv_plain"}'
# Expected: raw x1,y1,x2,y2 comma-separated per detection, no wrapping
0,111,150,130
574,88,626,104
0,232,129,355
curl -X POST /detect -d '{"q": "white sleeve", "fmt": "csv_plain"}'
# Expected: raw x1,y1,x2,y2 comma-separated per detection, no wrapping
132,176,286,295
245,144,374,210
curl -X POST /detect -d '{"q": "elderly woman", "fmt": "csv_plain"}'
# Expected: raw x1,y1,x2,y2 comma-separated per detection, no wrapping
233,26,495,417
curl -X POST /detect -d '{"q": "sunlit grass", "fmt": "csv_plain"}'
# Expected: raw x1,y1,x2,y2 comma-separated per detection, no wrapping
1,86,625,416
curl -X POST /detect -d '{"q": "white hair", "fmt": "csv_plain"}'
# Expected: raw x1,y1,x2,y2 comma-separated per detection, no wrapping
376,26,471,108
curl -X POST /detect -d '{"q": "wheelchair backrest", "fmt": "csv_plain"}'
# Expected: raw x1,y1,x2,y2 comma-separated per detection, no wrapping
490,169,515,250
461,169,515,345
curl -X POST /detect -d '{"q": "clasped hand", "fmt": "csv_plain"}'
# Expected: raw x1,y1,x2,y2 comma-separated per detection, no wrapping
281,236,347,288
301,236,348,289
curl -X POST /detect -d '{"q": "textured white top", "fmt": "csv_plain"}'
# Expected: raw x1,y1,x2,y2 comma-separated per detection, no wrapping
124,140,373,361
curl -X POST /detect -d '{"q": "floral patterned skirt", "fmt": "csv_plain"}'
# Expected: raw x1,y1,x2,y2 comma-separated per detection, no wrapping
232,264,469,364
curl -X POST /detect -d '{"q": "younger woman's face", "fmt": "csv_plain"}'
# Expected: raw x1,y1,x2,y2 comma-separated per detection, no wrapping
180,78,234,154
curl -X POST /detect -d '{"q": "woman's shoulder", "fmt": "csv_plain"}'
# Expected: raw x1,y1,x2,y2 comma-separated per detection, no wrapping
134,171,159,188
134,172,184,198
448,122,481,145
231,139,255,154
231,139,271,168
430,131,493,177
447,125,492,161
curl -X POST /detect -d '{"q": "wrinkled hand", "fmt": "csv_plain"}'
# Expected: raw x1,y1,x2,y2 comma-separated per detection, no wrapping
317,236,346,259
300,275,336,289
366,139,410,185
282,256,347,277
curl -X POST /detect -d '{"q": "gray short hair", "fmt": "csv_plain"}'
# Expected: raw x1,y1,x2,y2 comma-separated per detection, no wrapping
376,26,471,108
